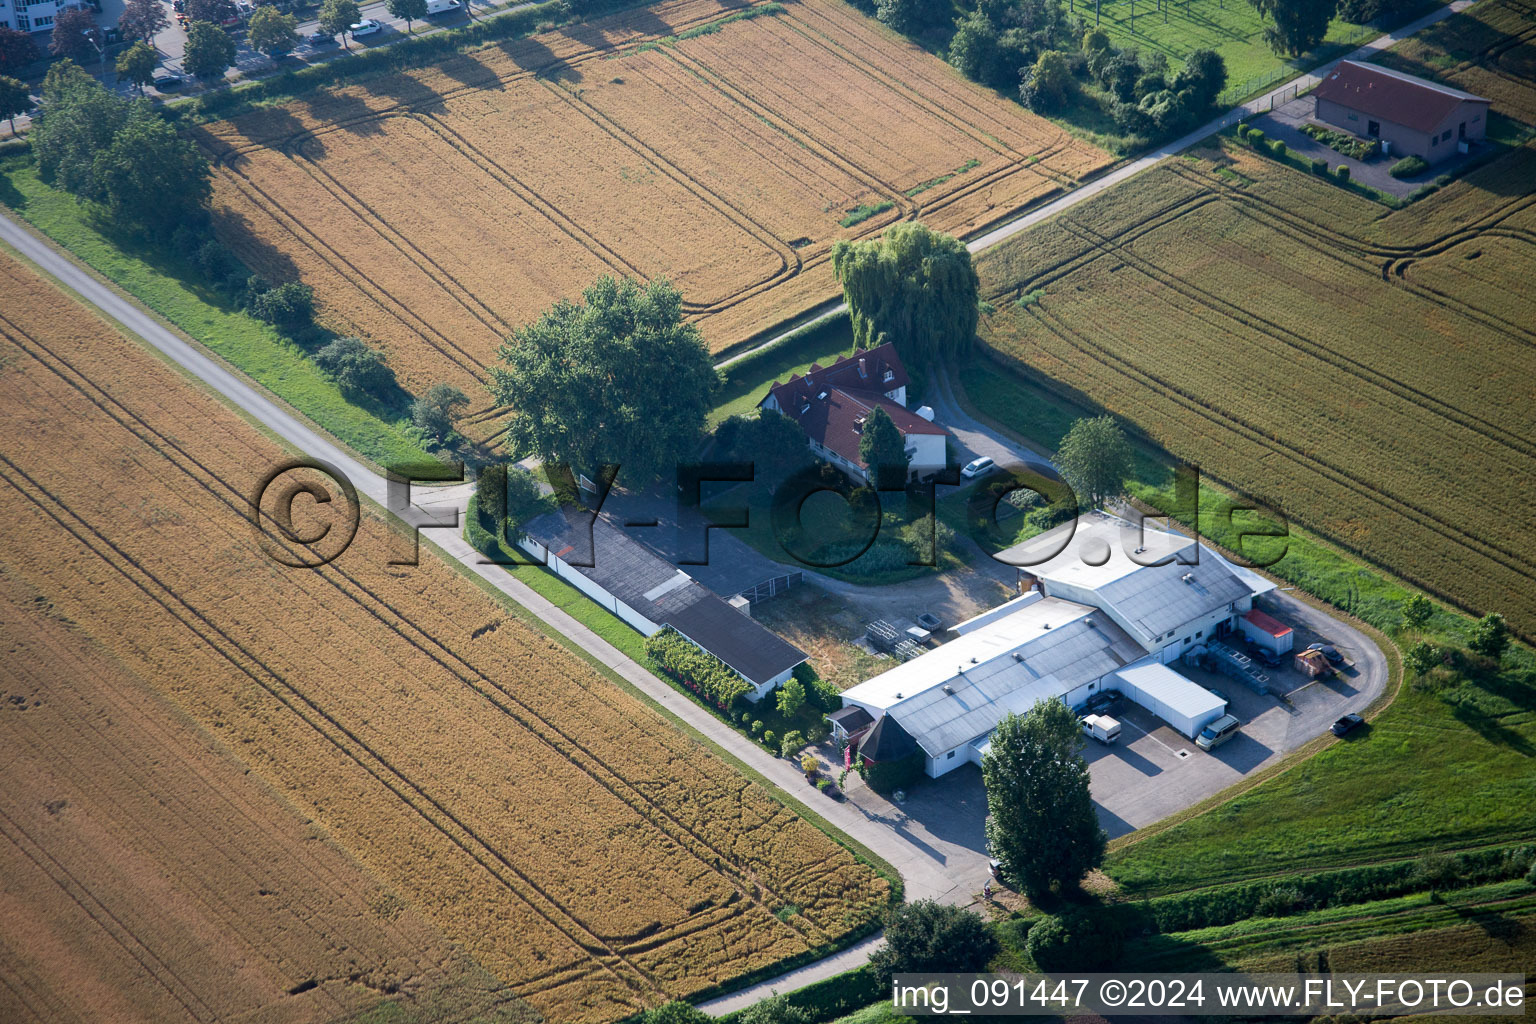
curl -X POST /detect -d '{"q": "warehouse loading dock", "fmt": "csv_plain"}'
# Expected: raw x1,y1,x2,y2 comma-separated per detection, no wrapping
1109,661,1228,740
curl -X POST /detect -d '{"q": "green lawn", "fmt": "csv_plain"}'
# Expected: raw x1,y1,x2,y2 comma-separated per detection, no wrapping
712,314,856,425
1084,0,1422,100
0,157,430,470
955,355,1536,895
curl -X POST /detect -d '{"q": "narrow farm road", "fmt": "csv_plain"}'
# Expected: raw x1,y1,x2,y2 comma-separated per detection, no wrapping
716,0,1475,372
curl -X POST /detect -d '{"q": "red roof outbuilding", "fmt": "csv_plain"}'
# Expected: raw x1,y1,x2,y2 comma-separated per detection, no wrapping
1244,608,1293,639
1312,61,1490,134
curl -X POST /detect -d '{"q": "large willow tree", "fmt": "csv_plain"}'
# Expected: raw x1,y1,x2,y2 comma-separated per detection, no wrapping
831,222,979,365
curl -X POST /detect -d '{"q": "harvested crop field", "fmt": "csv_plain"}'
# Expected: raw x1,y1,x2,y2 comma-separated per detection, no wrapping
974,4,1536,639
0,251,889,1023
198,0,1108,400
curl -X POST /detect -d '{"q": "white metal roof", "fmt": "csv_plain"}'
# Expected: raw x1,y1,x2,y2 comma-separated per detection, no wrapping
999,513,1270,643
841,596,1145,756
1110,660,1226,721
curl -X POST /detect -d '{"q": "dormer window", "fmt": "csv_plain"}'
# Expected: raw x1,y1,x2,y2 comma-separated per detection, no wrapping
882,369,895,383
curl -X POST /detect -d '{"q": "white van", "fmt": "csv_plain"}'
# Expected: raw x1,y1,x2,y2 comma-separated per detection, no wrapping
1081,714,1121,745
426,0,461,13
1196,714,1241,751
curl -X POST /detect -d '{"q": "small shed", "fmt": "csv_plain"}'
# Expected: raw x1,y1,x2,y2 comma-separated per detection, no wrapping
1110,661,1227,740
1295,649,1334,679
1241,608,1295,655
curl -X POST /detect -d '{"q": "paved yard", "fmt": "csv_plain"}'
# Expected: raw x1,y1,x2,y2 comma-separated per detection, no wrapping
812,590,1385,898
1247,94,1483,197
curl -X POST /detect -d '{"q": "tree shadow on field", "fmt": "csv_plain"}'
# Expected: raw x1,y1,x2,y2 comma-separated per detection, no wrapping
360,71,446,113
493,34,571,81
434,52,507,93
211,206,305,295
299,89,388,137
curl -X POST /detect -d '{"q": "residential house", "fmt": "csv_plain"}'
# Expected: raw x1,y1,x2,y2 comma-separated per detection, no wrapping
759,343,947,484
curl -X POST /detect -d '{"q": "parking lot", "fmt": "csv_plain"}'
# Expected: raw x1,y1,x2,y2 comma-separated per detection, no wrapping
833,591,1386,894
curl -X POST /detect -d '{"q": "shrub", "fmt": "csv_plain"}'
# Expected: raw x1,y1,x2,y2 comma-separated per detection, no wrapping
1270,139,1287,157
806,723,828,744
738,710,751,725
1254,884,1307,917
1311,157,1328,174
1335,164,1351,181
1528,861,1536,887
816,777,834,792
1246,128,1265,146
641,1002,710,1024
739,994,812,1024
763,730,778,748
1389,154,1429,178
1025,909,1122,971
644,627,752,706
193,238,244,288
780,730,805,758
313,336,396,401
1235,123,1250,141
247,281,314,332
751,719,764,736
870,900,997,985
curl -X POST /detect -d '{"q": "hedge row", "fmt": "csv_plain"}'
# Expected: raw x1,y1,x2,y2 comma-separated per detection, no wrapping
717,965,883,1024
1133,844,1536,933
645,627,752,707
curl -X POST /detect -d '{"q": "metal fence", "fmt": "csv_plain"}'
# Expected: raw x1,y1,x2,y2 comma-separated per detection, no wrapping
739,572,802,604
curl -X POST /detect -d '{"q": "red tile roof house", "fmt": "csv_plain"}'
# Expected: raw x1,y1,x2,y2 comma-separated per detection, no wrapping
1312,60,1491,166
758,343,948,485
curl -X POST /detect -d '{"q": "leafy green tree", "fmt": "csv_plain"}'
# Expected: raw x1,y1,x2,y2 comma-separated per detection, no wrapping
1082,25,1111,50
982,698,1106,901
1250,0,1337,55
51,7,103,64
1468,613,1510,661
248,6,299,55
90,102,213,236
1020,49,1073,112
115,41,158,93
0,27,39,76
869,900,998,986
640,1003,711,1024
1055,415,1133,511
0,76,27,134
33,61,128,194
875,0,947,36
739,994,812,1024
1173,48,1227,107
831,222,978,366
119,0,171,41
1404,640,1438,677
1401,593,1433,632
776,677,806,717
857,405,909,488
314,336,396,400
319,0,363,42
412,382,470,443
948,10,1000,80
386,0,428,32
476,463,546,543
717,408,810,485
184,20,237,82
488,275,719,484
248,280,314,331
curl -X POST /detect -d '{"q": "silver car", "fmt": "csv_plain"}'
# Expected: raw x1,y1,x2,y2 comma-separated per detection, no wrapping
1196,713,1241,751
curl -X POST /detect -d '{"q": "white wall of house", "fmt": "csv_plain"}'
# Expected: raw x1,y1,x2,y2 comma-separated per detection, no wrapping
1154,601,1251,665
905,433,946,479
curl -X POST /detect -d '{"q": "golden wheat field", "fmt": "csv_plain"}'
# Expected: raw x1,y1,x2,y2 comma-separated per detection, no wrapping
974,0,1536,637
0,250,889,1024
198,0,1108,402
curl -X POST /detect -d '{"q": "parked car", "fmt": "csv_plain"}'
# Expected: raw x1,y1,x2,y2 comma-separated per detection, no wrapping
305,30,337,44
961,456,995,479
916,612,942,632
349,18,383,35
152,74,185,91
1195,713,1241,751
1308,643,1344,664
1331,713,1365,737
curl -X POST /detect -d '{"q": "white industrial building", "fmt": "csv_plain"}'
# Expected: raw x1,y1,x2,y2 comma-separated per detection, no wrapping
840,514,1275,777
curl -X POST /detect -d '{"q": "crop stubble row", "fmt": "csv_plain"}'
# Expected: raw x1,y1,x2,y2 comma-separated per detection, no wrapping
0,252,887,1023
199,0,1108,397
974,128,1536,635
